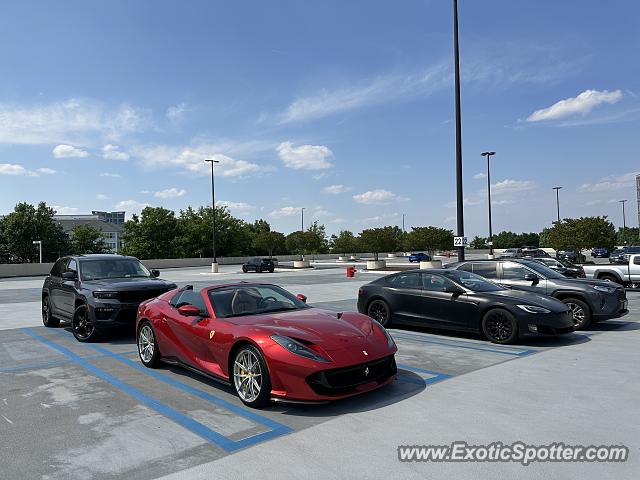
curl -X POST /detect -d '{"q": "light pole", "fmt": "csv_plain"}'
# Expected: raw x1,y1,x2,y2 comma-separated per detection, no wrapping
453,0,465,261
481,151,495,257
552,186,562,223
205,159,220,273
402,213,406,233
620,199,627,231
301,207,305,231
32,240,42,263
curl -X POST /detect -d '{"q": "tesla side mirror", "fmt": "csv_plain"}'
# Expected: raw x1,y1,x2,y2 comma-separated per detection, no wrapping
151,269,160,278
178,305,201,316
296,294,307,303
524,273,539,284
444,286,464,295
62,271,77,280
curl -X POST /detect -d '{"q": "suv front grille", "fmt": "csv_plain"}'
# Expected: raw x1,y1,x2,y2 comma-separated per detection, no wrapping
118,288,170,303
306,355,397,395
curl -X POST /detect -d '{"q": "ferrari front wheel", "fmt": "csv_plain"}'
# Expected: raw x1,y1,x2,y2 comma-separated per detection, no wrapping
137,321,161,368
232,345,271,408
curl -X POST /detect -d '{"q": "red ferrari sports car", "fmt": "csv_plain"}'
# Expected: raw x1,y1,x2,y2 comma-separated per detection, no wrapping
135,283,397,407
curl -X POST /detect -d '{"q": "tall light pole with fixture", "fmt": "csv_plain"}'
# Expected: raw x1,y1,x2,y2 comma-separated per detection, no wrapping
205,159,220,273
452,0,465,261
620,199,627,231
481,151,495,257
552,186,562,223
32,240,42,263
301,207,305,232
402,213,406,233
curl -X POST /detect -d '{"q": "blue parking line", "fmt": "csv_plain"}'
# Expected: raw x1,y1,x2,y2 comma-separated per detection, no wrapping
23,328,246,452
398,363,452,385
0,350,140,373
391,332,536,356
44,328,293,444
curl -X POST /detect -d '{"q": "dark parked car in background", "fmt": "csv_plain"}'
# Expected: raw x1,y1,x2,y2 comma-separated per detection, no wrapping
556,250,586,263
242,257,275,273
591,247,610,258
534,257,585,278
521,248,549,258
408,252,431,263
41,255,177,342
357,269,573,344
446,258,627,329
609,246,640,264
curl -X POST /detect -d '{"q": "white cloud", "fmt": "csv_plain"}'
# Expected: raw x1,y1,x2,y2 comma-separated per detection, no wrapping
135,145,265,177
166,103,189,122
51,206,79,215
328,217,347,224
0,98,149,145
96,194,109,200
102,144,130,161
114,199,150,214
526,89,623,122
579,171,639,192
276,142,333,170
216,201,256,214
473,172,487,180
353,189,409,205
0,163,55,176
52,144,88,158
100,172,121,178
490,179,536,195
312,172,330,180
445,197,484,208
323,184,351,194
362,212,400,225
154,187,186,199
269,206,302,218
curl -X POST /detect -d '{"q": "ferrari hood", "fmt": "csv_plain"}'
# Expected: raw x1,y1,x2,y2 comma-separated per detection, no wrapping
229,308,373,350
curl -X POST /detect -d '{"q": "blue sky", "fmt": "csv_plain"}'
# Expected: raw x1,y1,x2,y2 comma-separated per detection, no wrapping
0,0,639,236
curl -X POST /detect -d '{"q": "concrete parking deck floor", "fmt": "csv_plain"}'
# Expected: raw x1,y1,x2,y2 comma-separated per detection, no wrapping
1,265,638,479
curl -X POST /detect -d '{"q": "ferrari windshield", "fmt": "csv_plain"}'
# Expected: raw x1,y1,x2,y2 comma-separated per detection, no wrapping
80,259,151,280
444,270,504,292
208,284,308,318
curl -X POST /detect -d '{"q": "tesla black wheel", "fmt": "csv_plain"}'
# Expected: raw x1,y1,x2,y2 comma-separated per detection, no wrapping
71,304,99,342
137,321,161,368
242,266,248,273
482,309,518,344
562,298,591,330
367,299,391,327
42,296,60,327
232,345,271,408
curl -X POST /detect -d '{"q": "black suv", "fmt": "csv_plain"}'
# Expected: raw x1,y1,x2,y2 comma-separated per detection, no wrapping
42,254,177,342
242,257,275,273
609,246,640,264
556,250,586,263
446,258,627,329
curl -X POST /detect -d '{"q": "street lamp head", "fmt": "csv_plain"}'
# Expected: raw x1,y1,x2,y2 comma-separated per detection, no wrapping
481,151,496,157
205,159,220,164
553,186,563,190
619,199,627,203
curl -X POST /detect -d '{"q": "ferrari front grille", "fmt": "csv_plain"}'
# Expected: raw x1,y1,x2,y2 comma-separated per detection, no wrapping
306,355,397,395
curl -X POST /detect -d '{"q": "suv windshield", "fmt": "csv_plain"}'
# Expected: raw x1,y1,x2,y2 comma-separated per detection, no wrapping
520,260,565,279
80,259,151,280
444,270,504,292
208,284,308,318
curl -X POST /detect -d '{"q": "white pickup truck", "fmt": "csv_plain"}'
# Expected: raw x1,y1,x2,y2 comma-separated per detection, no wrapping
583,254,640,288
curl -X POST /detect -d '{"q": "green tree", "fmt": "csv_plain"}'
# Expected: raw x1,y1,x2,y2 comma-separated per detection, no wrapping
330,230,358,254
121,207,180,259
252,230,286,258
406,226,454,257
545,216,616,252
617,227,640,245
70,224,109,254
490,231,520,249
358,226,403,260
1,202,69,262
285,230,307,257
469,235,487,249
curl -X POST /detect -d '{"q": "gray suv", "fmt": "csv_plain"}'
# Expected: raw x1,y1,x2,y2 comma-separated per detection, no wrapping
446,258,628,329
42,254,177,342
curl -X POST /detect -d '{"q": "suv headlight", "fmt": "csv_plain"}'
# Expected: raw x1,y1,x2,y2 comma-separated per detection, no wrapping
93,291,119,299
270,335,330,363
517,305,551,314
593,285,616,294
373,320,395,348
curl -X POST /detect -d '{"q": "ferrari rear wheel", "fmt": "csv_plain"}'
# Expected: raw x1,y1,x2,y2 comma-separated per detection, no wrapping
367,299,391,327
232,345,271,408
137,321,160,368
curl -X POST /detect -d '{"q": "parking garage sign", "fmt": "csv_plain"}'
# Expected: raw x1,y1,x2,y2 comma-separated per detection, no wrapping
453,236,468,247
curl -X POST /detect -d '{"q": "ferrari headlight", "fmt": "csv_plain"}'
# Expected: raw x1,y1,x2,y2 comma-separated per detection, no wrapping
516,305,551,314
373,320,395,348
270,335,330,363
593,285,616,294
93,291,119,299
